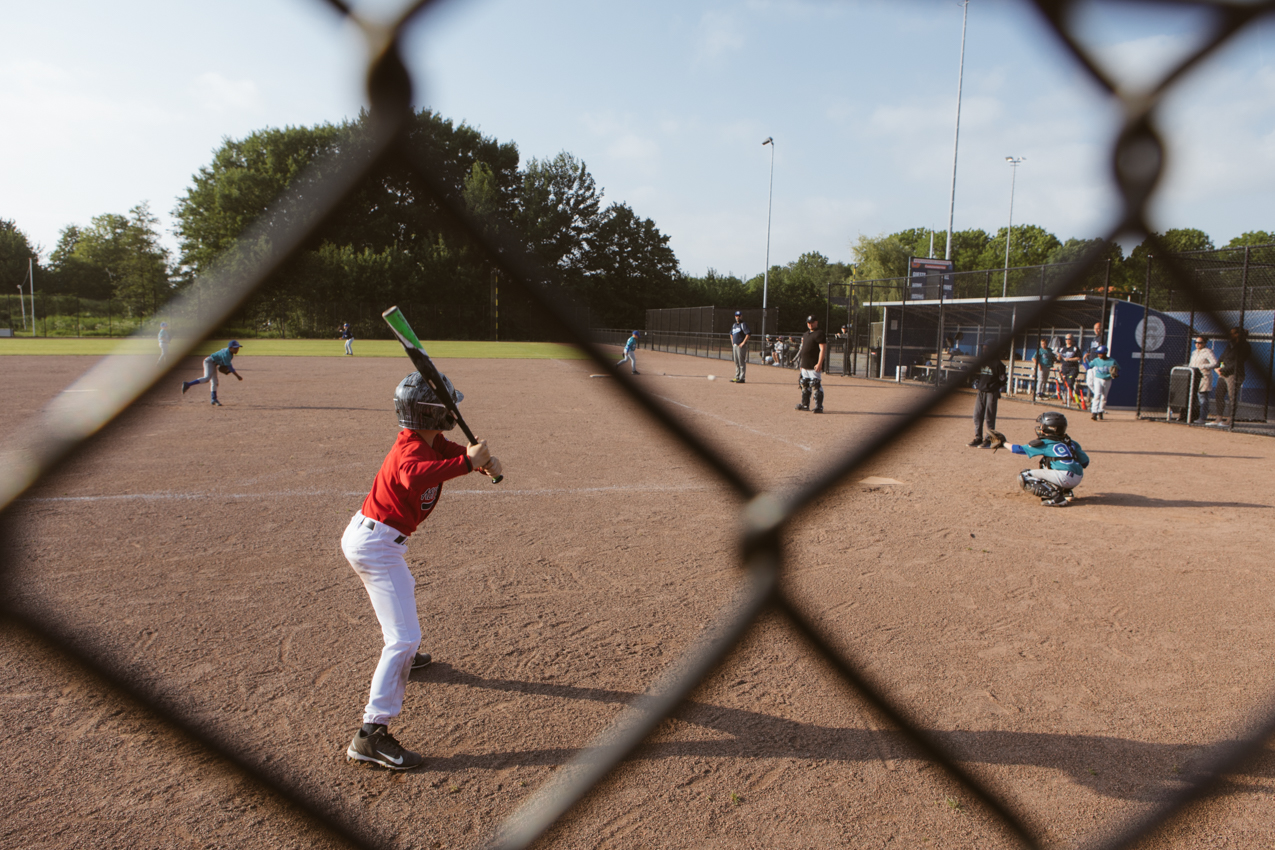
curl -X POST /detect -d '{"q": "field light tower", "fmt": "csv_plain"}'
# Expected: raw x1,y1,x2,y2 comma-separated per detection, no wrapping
761,136,774,345
1003,156,1025,296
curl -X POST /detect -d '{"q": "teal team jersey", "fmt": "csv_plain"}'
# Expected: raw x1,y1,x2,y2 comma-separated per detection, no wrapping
1088,356,1118,380
1012,437,1090,476
208,348,237,369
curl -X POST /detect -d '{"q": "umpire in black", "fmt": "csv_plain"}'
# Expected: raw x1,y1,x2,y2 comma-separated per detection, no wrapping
969,343,1007,448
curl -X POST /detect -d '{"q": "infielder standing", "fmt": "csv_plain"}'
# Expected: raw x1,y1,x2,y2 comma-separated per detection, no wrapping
795,315,827,413
616,330,639,374
181,340,243,406
343,371,500,770
339,323,354,356
157,322,171,367
730,310,751,383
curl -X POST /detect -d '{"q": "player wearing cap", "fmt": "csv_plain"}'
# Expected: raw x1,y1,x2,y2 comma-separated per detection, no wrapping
616,330,640,374
1086,345,1119,420
181,340,243,406
342,371,499,770
795,316,827,413
730,310,751,383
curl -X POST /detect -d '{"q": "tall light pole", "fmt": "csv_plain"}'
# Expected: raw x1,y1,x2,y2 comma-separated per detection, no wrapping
761,136,774,345
944,0,969,260
1003,156,1025,296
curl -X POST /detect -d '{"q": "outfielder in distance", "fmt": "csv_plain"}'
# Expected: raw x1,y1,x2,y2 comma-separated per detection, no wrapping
180,340,242,406
343,371,502,771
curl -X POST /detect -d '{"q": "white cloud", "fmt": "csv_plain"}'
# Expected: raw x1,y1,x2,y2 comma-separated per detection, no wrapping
190,72,263,114
695,11,746,64
1090,33,1199,94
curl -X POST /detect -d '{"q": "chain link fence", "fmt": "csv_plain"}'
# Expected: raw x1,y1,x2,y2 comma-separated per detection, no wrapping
4,2,1275,849
1136,243,1275,430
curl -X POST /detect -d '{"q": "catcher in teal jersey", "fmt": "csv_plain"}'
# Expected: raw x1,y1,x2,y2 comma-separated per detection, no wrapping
989,410,1089,507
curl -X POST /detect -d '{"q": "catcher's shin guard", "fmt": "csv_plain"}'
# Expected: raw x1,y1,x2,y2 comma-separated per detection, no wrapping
1018,471,1059,500
811,377,823,411
798,377,812,410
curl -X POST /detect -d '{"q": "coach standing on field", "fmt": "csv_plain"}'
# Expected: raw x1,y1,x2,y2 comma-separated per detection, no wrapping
730,310,751,384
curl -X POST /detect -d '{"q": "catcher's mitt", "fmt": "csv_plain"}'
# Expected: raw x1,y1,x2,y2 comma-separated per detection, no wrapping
987,430,1008,452
217,365,232,375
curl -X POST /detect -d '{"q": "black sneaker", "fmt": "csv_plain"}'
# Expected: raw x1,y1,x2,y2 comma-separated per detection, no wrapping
967,438,982,447
347,725,424,770
411,652,432,670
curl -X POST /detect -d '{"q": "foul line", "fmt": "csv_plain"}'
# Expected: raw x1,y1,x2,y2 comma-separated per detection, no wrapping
17,483,712,504
652,394,813,453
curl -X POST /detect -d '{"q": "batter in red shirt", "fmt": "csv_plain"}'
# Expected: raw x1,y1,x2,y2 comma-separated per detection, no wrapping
342,371,501,770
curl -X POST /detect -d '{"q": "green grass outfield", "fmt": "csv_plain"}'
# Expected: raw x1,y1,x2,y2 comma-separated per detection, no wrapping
0,338,589,359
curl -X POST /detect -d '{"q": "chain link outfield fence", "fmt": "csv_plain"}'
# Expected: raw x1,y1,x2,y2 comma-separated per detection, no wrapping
5,1,1275,848
1135,244,1275,429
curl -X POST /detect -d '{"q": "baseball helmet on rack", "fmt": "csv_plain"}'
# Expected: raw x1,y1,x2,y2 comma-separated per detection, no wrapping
394,371,462,431
1035,410,1068,439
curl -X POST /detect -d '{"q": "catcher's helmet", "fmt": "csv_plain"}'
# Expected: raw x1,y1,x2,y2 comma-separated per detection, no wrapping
1035,410,1068,439
394,371,462,431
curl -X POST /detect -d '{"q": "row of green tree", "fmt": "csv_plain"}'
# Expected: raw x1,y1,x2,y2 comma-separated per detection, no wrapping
3,106,1273,337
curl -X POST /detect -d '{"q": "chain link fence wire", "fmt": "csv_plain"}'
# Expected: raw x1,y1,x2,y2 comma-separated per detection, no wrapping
1138,243,1275,428
4,1,1275,848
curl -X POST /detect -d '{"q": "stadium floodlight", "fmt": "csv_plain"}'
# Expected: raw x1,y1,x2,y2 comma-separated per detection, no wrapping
761,137,774,345
944,0,969,260
1003,156,1026,296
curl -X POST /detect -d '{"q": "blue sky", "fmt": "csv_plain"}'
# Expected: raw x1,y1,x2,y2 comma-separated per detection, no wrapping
3,0,1273,280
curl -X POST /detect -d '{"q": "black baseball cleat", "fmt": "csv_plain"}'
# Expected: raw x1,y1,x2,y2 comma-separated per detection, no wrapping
795,403,809,411
210,398,222,407
736,379,745,384
631,371,640,375
347,725,423,770
181,381,191,394
968,438,982,447
1041,494,1070,507
978,439,992,449
812,407,824,414
411,652,432,670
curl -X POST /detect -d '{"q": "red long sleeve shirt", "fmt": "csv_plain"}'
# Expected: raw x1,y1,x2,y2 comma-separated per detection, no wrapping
360,430,471,537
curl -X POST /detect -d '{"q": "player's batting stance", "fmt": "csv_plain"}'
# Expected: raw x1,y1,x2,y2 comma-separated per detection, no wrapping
342,310,501,770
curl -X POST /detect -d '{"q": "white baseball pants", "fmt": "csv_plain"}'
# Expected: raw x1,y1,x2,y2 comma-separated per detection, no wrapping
342,512,421,726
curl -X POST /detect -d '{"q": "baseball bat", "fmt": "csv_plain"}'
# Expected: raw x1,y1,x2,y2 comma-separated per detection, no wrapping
381,306,503,484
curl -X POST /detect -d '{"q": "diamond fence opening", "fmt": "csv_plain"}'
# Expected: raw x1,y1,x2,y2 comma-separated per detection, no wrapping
4,2,1275,849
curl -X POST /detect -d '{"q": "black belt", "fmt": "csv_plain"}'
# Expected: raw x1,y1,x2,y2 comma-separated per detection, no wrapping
362,518,406,544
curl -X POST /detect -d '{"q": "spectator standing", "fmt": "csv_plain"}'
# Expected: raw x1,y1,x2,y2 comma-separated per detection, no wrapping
1188,336,1218,424
730,311,751,383
1212,326,1251,427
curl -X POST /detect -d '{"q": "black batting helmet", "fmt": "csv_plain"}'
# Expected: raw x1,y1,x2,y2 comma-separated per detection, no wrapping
394,371,462,431
1035,411,1068,439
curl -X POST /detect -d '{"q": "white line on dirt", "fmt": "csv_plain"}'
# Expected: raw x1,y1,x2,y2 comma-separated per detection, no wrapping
652,394,813,453
18,483,712,504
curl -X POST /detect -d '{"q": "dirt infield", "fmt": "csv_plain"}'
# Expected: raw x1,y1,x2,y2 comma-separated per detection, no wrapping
3,349,1274,849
